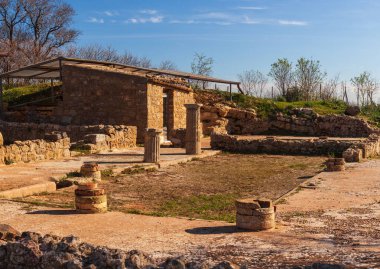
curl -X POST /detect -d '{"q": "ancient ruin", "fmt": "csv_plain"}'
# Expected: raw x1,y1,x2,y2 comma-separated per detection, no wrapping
144,128,162,163
235,198,275,231
0,58,379,268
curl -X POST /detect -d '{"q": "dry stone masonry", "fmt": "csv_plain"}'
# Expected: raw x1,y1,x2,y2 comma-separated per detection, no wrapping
0,120,137,150
0,228,249,269
0,132,70,165
80,163,101,181
75,182,107,214
200,102,378,138
235,198,275,231
211,132,380,161
325,158,346,172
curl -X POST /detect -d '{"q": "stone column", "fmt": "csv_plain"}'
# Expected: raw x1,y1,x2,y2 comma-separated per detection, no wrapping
144,128,162,163
185,104,202,155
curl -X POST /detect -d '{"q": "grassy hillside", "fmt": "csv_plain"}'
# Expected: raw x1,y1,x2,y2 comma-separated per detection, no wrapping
196,89,348,118
4,83,62,107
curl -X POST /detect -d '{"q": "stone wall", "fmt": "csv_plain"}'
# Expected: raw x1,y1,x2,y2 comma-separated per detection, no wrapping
170,90,195,131
0,229,244,269
0,132,70,165
211,132,380,159
201,104,377,138
0,120,137,150
55,64,148,127
146,83,164,132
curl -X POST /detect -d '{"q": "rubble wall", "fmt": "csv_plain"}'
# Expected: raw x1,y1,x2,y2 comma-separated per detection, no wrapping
0,133,70,165
55,65,148,127
211,133,380,159
0,120,137,150
201,104,377,138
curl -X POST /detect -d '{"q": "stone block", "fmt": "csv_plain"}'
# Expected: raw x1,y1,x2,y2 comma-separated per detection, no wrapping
235,198,275,231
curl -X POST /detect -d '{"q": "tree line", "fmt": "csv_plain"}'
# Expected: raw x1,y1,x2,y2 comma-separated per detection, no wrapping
0,0,378,107
239,58,378,107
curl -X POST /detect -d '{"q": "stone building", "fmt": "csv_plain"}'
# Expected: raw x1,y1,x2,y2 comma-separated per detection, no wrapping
0,57,241,142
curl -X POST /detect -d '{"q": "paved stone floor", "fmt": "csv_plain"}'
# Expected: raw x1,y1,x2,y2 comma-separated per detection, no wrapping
0,142,218,194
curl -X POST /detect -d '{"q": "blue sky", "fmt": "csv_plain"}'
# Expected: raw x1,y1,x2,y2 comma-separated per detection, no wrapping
66,0,380,83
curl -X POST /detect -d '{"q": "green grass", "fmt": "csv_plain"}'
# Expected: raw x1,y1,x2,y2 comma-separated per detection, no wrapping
288,163,310,170
101,169,114,177
207,89,347,118
155,193,239,222
3,83,61,107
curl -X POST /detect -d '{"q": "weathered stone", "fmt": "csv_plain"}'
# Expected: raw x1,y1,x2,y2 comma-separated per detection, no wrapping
185,104,202,155
0,224,20,241
235,198,275,231
345,106,361,116
80,163,101,181
144,128,162,163
343,147,363,163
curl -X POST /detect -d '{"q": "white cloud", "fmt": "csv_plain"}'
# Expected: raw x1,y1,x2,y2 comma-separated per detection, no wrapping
125,16,164,24
278,20,308,26
104,11,119,17
237,6,267,10
87,17,104,24
140,9,158,15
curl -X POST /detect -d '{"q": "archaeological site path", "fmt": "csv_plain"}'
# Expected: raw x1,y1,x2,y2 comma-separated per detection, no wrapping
0,158,379,267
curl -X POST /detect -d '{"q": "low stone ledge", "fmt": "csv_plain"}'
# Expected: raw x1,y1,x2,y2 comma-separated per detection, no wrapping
0,182,56,199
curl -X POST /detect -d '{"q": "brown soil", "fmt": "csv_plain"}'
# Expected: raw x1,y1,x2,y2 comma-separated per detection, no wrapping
19,153,324,221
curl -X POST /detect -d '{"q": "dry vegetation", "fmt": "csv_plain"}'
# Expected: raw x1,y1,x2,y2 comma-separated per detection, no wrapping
17,153,324,222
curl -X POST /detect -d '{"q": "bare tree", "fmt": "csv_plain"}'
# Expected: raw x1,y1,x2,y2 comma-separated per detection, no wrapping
294,57,326,100
238,70,268,97
268,58,293,98
351,72,378,107
65,44,152,68
65,44,119,62
0,0,78,72
191,53,214,89
20,0,79,62
159,60,177,70
321,74,340,101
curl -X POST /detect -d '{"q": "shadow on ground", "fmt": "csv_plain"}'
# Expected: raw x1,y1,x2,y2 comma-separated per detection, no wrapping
185,225,241,235
26,209,78,215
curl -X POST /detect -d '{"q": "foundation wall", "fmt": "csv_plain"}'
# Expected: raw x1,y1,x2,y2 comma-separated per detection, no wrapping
54,65,148,137
0,133,70,165
211,133,380,158
0,120,137,149
201,105,377,138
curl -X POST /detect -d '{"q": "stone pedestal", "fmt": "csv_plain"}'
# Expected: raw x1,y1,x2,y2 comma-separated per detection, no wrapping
185,104,202,155
144,129,162,163
75,183,107,214
80,162,101,182
235,198,275,231
325,158,346,171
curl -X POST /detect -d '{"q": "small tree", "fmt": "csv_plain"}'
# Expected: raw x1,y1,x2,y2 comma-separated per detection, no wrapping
351,72,378,107
268,58,293,99
191,53,214,89
321,75,340,101
238,70,268,97
159,60,177,70
294,57,326,100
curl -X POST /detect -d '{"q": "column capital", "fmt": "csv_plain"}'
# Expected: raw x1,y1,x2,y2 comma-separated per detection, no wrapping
146,128,163,135
184,103,202,110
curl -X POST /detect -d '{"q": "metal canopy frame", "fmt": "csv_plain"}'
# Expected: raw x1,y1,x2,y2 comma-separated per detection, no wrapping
0,57,244,112
0,57,242,87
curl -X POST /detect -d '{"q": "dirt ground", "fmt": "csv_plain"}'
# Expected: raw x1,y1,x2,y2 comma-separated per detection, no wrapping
17,153,325,222
1,157,380,267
